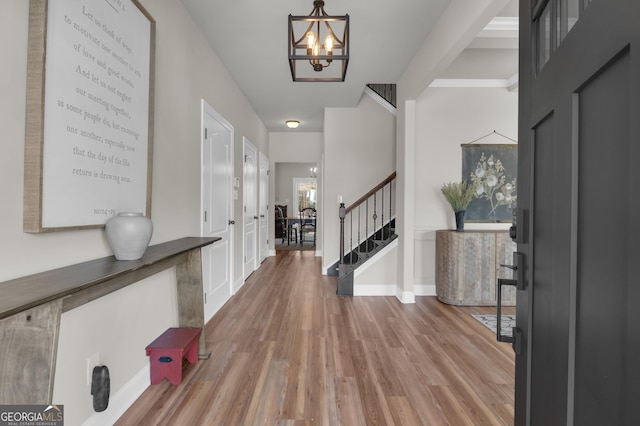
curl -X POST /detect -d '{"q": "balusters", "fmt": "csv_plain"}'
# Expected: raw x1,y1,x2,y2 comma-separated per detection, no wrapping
389,180,393,232
373,192,378,239
357,204,361,255
339,202,346,266
381,186,385,240
349,212,354,263
365,199,369,258
338,172,396,270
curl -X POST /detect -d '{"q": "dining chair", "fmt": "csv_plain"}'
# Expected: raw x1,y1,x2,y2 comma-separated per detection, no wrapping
276,206,297,245
298,207,316,245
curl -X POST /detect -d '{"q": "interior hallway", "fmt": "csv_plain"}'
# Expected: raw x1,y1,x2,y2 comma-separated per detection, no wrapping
117,250,515,425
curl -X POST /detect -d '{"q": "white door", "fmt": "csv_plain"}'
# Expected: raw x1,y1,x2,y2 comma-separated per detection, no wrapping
258,152,269,264
201,100,233,322
243,137,257,281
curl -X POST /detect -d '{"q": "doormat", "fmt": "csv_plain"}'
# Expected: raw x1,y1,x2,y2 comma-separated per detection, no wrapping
472,314,516,337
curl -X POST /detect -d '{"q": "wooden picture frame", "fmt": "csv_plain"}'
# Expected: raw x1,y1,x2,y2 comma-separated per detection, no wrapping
24,0,155,232
462,144,517,222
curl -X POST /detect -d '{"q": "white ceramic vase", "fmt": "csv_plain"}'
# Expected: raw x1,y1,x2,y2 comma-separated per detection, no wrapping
105,212,153,260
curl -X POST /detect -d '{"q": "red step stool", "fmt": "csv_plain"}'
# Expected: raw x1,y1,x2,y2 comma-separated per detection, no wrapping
145,327,201,385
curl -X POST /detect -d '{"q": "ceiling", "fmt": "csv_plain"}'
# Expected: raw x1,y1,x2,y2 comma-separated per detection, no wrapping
180,0,518,133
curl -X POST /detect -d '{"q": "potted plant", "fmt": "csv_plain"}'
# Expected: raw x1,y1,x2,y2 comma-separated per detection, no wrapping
440,181,476,231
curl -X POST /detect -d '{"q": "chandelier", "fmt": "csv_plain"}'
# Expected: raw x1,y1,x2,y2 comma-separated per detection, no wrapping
288,0,349,82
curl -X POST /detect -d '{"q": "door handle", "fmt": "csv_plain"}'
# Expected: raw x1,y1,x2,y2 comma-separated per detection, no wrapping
228,220,235,225
497,278,517,344
253,216,259,220
500,253,525,290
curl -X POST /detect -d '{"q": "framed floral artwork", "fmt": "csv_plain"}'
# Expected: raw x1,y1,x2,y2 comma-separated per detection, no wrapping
462,144,517,222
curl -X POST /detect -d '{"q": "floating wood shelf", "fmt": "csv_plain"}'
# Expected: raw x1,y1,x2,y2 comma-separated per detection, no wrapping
0,237,219,405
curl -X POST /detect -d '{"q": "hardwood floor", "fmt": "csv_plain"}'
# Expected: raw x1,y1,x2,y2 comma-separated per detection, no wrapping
117,250,514,425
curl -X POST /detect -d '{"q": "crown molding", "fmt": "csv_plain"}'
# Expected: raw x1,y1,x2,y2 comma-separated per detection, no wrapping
429,73,519,91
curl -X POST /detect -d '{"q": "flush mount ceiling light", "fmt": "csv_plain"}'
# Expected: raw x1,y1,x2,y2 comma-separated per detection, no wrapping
288,0,349,82
285,120,300,129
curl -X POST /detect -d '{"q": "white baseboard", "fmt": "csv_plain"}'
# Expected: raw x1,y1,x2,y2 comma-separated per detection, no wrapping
83,363,150,426
352,282,435,299
414,284,436,296
232,276,244,294
396,289,416,304
353,284,397,296
353,284,417,304
352,283,435,301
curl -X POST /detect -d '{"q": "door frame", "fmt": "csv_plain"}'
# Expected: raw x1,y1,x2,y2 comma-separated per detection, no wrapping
259,151,269,264
243,137,258,281
292,177,317,214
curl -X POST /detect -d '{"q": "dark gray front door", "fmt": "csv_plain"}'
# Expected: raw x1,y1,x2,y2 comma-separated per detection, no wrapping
517,0,640,424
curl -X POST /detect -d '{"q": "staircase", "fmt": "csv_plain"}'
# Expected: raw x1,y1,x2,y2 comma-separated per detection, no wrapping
335,172,397,296
366,84,396,108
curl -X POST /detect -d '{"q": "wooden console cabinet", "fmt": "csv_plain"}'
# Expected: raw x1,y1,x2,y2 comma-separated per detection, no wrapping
436,230,516,306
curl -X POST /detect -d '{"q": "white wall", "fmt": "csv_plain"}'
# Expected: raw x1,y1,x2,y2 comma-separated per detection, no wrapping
413,86,517,292
1,1,267,424
353,241,398,296
324,94,396,272
395,0,512,298
269,132,322,163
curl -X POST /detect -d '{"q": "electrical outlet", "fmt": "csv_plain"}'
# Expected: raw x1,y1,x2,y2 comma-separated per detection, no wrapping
86,352,100,386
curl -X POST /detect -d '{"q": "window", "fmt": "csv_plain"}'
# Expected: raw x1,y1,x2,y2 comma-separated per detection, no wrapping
293,178,316,213
534,0,591,73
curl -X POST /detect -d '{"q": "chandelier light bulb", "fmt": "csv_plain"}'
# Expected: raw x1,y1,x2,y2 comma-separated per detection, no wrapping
325,35,333,53
306,32,315,50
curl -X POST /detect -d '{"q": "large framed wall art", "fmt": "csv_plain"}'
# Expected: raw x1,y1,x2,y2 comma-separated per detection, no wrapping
23,0,155,232
462,143,517,222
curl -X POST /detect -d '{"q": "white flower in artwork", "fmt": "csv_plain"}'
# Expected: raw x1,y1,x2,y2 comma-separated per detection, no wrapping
469,152,517,216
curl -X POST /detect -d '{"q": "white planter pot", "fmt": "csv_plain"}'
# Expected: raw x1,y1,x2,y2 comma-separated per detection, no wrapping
105,212,153,260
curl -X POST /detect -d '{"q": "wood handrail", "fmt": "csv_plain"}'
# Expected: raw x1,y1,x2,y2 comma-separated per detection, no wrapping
345,172,396,214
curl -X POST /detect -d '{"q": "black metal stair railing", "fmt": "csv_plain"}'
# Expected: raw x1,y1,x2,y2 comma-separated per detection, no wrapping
337,172,397,296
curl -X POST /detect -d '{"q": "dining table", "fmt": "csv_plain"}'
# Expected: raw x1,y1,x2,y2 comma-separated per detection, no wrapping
284,216,316,245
